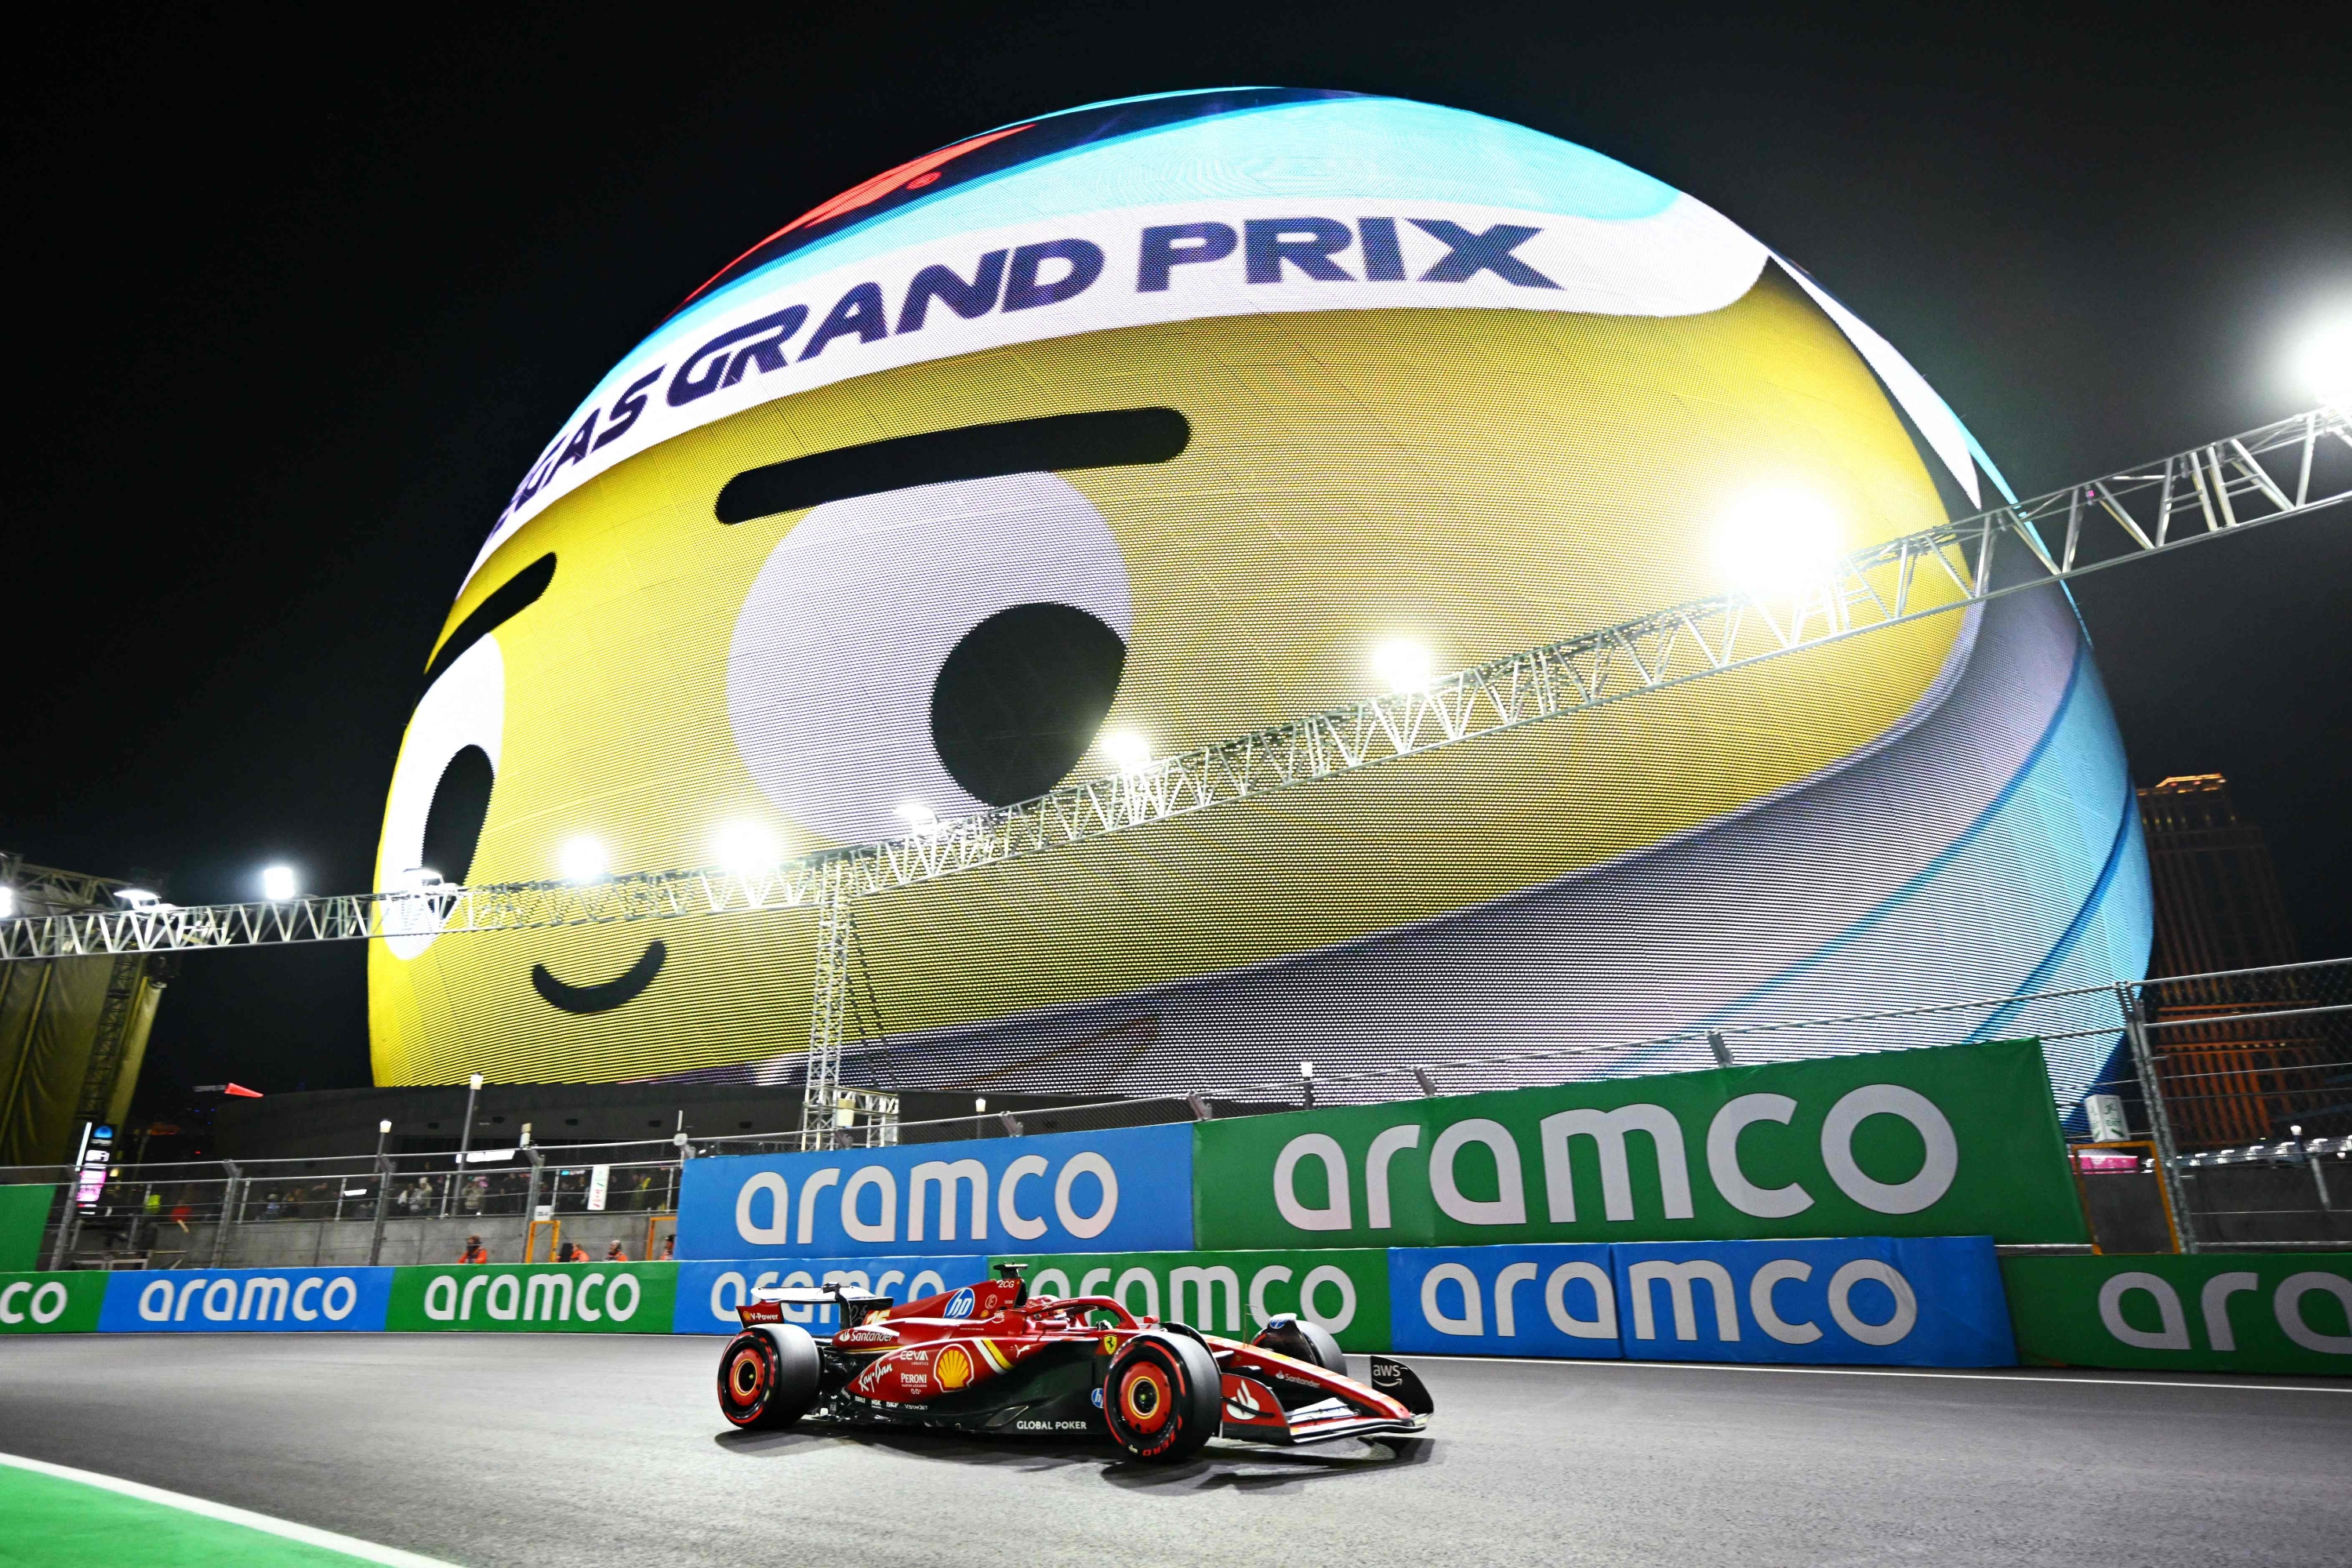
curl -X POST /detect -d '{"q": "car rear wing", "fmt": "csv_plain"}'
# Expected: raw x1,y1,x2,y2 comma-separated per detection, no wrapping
738,1283,894,1329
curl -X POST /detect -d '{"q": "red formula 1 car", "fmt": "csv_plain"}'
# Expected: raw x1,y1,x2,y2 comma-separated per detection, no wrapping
716,1262,1432,1461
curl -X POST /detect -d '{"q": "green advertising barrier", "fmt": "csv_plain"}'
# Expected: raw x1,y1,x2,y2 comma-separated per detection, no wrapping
0,1185,55,1272
2003,1253,2352,1374
1196,1039,2084,1250
385,1262,677,1333
993,1248,1392,1352
0,1270,108,1334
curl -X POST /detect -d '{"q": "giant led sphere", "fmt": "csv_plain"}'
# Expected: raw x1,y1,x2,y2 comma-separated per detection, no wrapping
372,90,2149,1107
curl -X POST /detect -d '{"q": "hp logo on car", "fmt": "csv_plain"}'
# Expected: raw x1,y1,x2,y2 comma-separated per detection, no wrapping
945,1287,976,1319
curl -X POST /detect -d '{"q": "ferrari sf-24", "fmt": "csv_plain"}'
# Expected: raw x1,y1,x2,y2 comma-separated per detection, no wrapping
717,1262,1432,1460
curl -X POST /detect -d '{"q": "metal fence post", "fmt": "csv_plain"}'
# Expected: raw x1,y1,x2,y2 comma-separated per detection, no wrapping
45,1185,81,1270
368,1120,395,1267
2118,983,2197,1254
210,1160,244,1268
520,1145,546,1262
441,1073,482,1218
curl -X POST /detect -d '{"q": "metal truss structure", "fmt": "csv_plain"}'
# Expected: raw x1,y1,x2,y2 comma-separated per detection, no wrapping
4,405,2347,1142
0,855,129,916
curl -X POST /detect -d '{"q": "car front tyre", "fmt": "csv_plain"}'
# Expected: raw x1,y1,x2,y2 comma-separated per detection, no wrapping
1102,1332,1221,1461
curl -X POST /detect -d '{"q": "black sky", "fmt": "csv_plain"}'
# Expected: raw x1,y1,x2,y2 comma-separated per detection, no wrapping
6,4,2347,1102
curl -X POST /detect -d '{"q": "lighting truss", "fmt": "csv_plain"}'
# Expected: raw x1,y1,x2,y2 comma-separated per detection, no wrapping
0,855,129,916
3,405,2347,1140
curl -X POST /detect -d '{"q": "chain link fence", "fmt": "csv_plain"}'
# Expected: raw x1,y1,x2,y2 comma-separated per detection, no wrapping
10,958,2347,1265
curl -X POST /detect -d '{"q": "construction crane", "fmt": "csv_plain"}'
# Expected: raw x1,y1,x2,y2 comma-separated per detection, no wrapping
3,405,2347,1144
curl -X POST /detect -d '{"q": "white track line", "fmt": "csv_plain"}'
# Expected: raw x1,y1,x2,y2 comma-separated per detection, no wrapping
1392,1356,2352,1394
0,1451,460,1566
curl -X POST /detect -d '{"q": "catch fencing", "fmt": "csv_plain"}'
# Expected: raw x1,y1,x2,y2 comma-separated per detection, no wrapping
9,957,2347,1265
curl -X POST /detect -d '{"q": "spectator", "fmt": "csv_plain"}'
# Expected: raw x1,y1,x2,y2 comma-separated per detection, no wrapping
605,1242,628,1262
557,1240,589,1262
459,1235,488,1264
661,1234,675,1260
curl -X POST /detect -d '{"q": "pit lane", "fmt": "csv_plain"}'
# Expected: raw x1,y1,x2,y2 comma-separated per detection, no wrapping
2,1336,2346,1567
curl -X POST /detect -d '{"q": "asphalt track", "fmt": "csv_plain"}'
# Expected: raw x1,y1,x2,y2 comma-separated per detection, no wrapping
2,1337,2347,1567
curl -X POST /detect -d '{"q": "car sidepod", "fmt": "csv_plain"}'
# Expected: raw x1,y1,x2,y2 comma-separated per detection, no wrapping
843,1334,1107,1438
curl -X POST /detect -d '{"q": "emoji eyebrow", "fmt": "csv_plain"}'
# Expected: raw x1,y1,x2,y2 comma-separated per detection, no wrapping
714,407,1190,525
422,552,556,687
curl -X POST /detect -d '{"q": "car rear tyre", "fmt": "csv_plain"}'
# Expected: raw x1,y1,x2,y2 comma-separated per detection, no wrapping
1102,1331,1221,1461
717,1324,820,1429
1253,1314,1346,1374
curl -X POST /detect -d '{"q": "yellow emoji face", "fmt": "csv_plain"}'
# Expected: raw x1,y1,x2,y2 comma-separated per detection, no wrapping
372,93,2142,1102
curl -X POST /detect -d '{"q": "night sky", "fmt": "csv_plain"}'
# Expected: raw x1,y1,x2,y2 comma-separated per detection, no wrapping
8,6,2347,1103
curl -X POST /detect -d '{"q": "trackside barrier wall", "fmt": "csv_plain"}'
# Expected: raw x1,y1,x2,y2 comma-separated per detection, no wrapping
1195,1039,2084,1250
387,1262,675,1332
989,1240,2013,1366
1597,1238,2013,1367
2002,1254,2352,1374
0,1250,2344,1373
0,1271,105,1333
670,1040,2084,1264
678,1124,1192,1260
994,1249,1393,1351
674,1255,987,1334
97,1268,394,1333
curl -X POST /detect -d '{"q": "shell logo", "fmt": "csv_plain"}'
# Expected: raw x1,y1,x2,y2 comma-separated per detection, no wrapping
935,1345,974,1391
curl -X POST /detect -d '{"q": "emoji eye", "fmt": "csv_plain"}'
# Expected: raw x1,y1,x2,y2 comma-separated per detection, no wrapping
929,600,1127,805
379,635,504,957
728,470,1133,842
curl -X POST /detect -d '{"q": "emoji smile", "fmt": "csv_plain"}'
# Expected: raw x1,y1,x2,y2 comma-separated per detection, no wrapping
532,941,667,1014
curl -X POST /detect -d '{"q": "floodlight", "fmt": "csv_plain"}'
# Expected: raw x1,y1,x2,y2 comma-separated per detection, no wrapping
1099,726,1152,772
401,866,445,893
0,886,14,919
1368,637,1434,695
711,820,782,875
2294,311,2352,407
260,865,298,902
557,836,610,883
117,888,160,910
895,800,940,833
1715,486,1846,597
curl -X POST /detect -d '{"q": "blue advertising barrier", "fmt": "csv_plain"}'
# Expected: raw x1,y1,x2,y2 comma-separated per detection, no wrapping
674,1255,989,1334
678,1124,1193,1260
96,1267,394,1334
1610,1236,2014,1367
1389,1245,1623,1358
